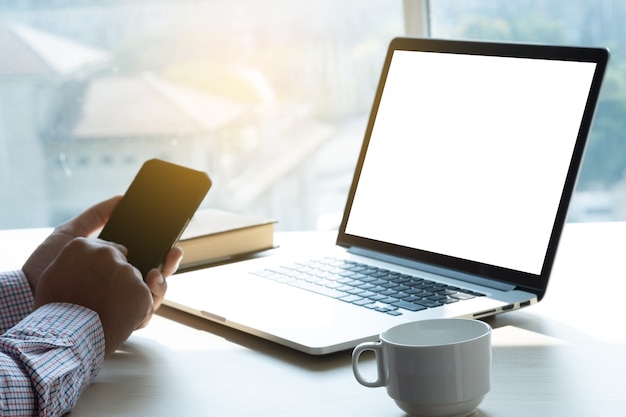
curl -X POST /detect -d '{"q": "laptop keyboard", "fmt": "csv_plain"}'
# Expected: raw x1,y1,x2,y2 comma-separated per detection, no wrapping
251,257,484,316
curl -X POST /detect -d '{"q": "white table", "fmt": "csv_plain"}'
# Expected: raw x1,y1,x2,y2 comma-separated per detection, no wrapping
1,223,625,416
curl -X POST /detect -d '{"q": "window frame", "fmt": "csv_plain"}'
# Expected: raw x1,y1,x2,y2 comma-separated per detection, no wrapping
403,0,430,37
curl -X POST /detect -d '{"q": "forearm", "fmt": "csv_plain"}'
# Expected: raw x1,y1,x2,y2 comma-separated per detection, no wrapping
0,303,105,417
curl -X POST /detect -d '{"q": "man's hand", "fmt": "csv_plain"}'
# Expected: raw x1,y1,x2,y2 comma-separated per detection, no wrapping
22,196,122,293
34,237,152,357
22,195,185,353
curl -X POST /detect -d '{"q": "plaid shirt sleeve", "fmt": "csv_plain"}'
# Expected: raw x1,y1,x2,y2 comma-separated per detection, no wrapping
0,271,34,334
0,270,106,417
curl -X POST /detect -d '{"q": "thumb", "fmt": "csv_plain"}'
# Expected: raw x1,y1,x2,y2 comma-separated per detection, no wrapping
59,195,122,237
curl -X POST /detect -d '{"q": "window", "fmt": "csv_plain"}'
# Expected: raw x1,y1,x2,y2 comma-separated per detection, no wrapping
2,1,622,231
0,0,404,230
422,0,626,221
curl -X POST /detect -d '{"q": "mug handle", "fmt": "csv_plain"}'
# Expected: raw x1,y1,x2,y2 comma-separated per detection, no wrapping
352,341,385,387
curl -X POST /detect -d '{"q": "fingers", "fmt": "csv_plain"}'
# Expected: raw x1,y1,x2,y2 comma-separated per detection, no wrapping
145,268,167,301
139,268,167,329
144,247,182,311
162,246,184,278
101,239,129,257
138,247,182,329
68,238,133,277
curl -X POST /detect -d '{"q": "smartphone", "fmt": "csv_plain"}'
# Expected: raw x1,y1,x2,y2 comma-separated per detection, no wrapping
99,159,212,278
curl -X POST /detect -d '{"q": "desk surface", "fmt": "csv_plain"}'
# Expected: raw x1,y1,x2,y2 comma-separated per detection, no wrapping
1,223,625,416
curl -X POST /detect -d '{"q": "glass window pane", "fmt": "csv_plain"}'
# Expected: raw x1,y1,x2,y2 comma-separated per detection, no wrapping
0,1,404,230
430,0,626,222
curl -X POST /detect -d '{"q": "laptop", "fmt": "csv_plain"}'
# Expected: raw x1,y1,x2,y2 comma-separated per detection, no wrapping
163,37,609,355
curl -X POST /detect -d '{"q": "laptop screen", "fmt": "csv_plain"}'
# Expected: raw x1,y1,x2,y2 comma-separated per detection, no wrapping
339,38,608,292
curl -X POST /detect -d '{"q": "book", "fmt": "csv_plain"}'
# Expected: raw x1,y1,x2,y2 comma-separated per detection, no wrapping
177,208,277,270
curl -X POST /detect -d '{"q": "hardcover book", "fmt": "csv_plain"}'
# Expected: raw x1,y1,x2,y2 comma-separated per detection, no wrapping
177,209,276,270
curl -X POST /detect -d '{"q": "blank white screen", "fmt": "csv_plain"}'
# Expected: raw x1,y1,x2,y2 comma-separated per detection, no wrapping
345,50,596,275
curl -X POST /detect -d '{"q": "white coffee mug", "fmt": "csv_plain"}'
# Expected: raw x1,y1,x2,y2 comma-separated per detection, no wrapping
352,318,491,417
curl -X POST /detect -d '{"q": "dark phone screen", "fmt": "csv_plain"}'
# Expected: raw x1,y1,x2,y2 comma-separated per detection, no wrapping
99,159,211,277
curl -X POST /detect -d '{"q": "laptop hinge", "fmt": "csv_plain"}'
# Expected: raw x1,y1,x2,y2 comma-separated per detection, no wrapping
347,247,516,292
